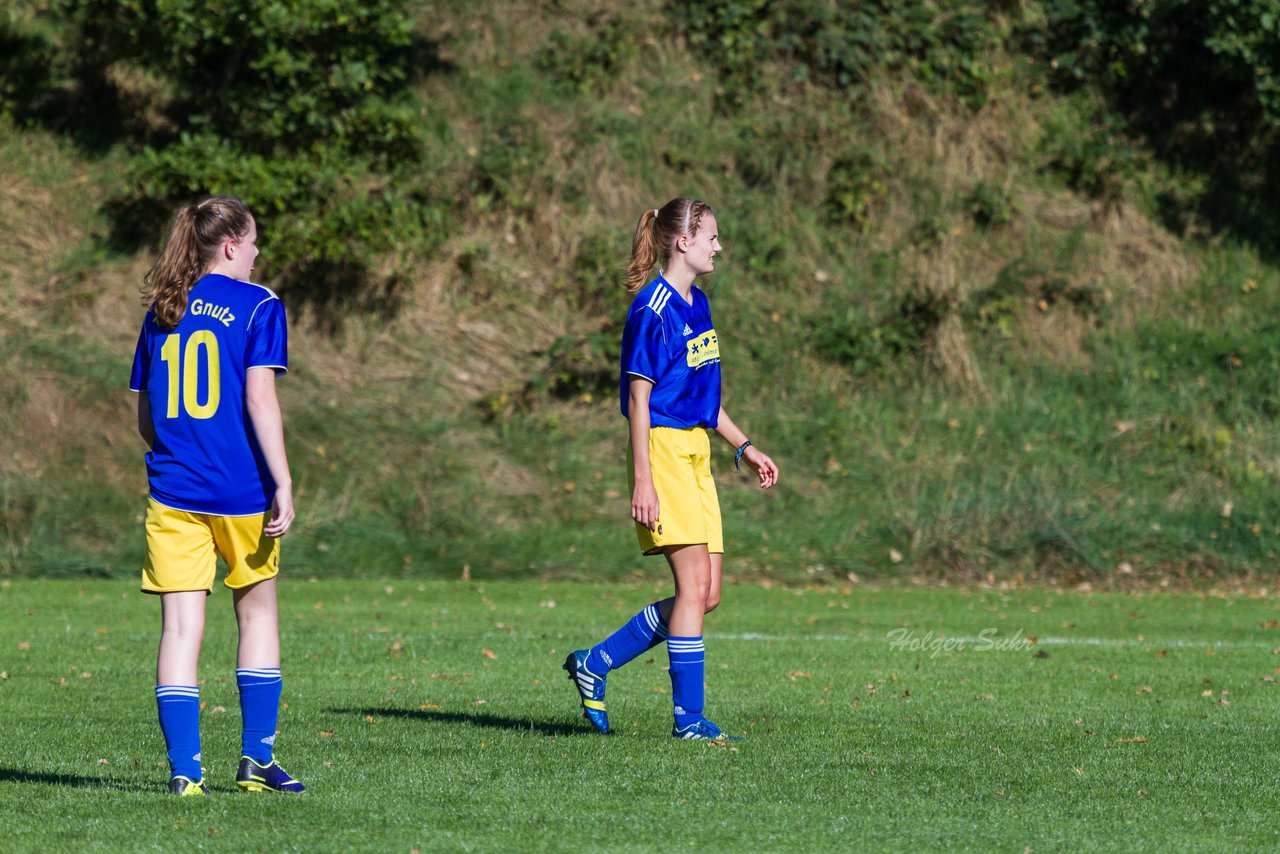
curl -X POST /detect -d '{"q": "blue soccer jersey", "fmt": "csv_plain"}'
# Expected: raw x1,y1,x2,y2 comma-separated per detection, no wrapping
619,274,721,428
129,274,288,515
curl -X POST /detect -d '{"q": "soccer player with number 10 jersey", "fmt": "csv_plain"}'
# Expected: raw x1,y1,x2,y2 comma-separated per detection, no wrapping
129,196,303,795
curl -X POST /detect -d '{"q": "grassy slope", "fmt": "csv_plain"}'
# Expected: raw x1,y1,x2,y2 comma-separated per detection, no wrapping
3,1,1280,582
2,578,1280,851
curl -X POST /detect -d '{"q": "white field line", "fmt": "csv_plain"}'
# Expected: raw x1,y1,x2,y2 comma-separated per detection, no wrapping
707,632,1279,651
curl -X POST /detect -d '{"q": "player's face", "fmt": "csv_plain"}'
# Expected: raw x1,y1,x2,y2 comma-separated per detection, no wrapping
682,213,721,277
227,216,259,281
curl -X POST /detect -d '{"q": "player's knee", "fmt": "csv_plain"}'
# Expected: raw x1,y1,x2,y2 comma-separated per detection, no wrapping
704,593,720,613
677,582,712,610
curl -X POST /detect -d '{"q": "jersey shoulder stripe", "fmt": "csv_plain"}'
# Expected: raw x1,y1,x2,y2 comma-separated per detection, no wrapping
646,283,673,316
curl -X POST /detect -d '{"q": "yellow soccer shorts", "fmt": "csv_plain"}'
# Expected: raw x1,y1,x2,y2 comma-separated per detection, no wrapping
630,426,724,556
142,497,280,594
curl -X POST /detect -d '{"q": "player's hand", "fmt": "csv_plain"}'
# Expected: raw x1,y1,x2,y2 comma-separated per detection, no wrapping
264,485,295,537
743,446,778,489
631,481,660,532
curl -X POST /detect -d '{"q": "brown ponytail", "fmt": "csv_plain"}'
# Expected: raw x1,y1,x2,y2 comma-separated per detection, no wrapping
142,195,253,330
625,197,713,292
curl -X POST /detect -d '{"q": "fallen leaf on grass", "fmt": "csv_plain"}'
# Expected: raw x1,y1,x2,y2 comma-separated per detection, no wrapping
482,649,497,660
364,715,377,723
1114,737,1149,744
1074,767,1085,775
318,730,336,737
1135,686,1153,694
17,643,29,651
473,698,487,706
211,706,226,714
649,686,666,693
98,758,108,766
420,703,441,711
789,671,812,680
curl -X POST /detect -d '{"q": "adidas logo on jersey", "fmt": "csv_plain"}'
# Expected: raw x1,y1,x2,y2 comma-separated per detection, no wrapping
683,323,693,336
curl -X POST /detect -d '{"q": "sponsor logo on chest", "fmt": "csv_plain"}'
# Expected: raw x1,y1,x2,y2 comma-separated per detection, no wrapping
686,329,719,368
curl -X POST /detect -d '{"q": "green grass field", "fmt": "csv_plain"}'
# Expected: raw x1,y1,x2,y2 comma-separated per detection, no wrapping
2,578,1279,851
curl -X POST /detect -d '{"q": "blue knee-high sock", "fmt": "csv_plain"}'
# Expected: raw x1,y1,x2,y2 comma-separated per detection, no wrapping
585,602,669,675
156,685,201,780
237,668,282,763
645,605,670,652
667,636,705,728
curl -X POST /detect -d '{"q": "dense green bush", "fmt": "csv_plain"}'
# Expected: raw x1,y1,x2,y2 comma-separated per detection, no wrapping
62,0,428,160
0,9,62,122
679,0,997,107
7,0,447,317
1031,0,1280,252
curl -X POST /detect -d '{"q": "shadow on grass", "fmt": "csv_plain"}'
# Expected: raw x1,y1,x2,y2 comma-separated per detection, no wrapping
0,767,153,792
328,707,592,738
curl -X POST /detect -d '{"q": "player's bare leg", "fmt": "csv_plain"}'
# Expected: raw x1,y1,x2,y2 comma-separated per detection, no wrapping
233,577,280,669
656,549,723,626
157,590,206,684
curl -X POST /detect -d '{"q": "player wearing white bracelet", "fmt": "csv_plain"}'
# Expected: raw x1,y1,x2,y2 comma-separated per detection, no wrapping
564,197,779,741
